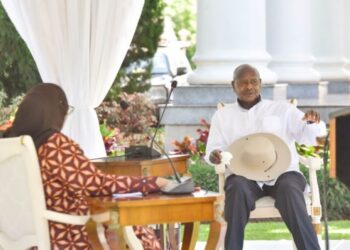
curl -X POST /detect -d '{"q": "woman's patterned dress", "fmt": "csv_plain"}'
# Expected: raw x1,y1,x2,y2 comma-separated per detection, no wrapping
37,132,161,250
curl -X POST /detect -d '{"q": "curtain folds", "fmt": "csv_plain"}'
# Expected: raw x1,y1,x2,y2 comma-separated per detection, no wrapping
1,0,144,158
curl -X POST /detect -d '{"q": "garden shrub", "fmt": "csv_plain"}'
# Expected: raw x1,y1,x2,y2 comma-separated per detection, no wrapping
301,164,350,220
96,93,157,133
172,119,218,191
322,175,350,220
96,92,159,154
188,156,218,192
298,144,350,220
0,92,23,129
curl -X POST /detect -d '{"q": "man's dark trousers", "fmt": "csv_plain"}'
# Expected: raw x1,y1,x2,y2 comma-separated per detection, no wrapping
224,172,320,250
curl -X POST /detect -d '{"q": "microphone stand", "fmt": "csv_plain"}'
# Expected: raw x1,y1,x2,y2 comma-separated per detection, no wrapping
149,80,177,153
120,80,182,183
149,80,182,183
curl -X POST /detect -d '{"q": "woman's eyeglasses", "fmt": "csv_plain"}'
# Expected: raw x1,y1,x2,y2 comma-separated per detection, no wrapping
67,105,75,115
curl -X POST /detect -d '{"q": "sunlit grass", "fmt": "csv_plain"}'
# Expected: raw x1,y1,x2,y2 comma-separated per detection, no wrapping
186,220,350,241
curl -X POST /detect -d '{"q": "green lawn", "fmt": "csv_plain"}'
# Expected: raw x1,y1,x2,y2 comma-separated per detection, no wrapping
190,220,350,241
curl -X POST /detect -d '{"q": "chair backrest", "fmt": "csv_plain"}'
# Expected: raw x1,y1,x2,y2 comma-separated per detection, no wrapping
0,136,50,249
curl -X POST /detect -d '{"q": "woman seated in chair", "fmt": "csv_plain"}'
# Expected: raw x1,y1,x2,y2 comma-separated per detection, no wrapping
4,83,169,250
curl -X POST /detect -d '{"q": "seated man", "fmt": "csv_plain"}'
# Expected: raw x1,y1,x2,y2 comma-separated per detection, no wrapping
205,64,326,250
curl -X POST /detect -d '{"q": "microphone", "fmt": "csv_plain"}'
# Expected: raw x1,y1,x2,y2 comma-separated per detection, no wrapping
149,80,177,151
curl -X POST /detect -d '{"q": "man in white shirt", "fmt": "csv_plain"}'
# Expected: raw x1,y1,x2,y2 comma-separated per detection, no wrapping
206,64,325,250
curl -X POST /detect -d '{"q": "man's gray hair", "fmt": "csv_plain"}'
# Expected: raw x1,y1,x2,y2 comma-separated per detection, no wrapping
233,64,260,81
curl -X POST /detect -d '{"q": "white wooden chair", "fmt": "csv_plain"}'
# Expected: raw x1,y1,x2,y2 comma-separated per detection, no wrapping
216,102,322,248
0,136,90,250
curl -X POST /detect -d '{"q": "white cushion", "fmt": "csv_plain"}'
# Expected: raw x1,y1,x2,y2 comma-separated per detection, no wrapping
0,155,35,240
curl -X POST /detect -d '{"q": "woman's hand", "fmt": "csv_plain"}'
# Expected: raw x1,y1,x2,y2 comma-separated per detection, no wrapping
156,177,171,189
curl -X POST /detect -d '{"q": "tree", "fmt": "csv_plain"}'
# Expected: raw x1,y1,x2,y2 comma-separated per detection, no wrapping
164,0,196,68
0,3,41,104
106,0,166,100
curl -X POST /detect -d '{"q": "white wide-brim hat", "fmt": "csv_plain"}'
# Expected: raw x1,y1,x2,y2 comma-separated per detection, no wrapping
227,133,291,181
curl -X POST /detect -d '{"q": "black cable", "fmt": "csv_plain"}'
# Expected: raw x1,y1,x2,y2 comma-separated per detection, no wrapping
151,138,182,183
322,132,330,250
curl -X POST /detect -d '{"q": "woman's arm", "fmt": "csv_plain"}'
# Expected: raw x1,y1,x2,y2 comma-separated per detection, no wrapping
38,133,161,197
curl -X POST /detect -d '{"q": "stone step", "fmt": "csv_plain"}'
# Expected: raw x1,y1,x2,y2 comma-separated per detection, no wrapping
172,84,287,105
328,81,350,94
286,81,328,99
171,82,332,105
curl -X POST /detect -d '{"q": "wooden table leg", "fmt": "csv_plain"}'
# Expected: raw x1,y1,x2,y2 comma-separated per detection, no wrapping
181,222,200,250
160,224,167,250
204,198,227,250
86,220,104,250
168,223,180,249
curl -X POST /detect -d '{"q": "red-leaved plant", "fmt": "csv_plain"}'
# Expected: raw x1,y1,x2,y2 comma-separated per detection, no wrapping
172,119,210,160
96,92,157,153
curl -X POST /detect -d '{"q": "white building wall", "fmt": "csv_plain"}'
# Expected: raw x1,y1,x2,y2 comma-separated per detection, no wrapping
311,0,350,81
266,0,320,83
188,0,277,84
189,0,350,84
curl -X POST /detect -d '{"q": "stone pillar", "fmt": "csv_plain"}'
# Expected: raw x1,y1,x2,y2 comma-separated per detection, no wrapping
311,0,350,93
188,0,277,84
344,0,350,71
266,0,324,99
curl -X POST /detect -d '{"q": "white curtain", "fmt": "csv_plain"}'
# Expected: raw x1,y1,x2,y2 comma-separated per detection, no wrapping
1,0,144,158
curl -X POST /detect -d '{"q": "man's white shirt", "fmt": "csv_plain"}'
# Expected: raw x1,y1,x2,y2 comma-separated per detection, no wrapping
205,99,327,187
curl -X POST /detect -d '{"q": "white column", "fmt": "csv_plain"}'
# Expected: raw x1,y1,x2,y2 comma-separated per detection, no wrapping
344,0,350,71
266,0,320,83
188,0,276,84
311,0,350,81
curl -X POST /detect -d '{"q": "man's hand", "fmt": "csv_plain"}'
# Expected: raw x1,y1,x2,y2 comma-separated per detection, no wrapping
302,110,320,124
209,149,222,164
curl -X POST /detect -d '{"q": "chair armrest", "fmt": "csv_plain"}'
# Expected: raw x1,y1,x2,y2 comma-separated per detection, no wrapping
299,155,322,217
91,211,110,223
212,152,232,195
218,172,225,195
210,161,225,194
43,210,90,225
299,156,322,170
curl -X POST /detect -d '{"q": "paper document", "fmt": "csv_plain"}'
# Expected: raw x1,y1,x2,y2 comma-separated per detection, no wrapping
112,192,143,198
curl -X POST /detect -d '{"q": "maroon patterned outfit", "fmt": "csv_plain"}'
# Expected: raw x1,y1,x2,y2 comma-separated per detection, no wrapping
38,132,161,250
